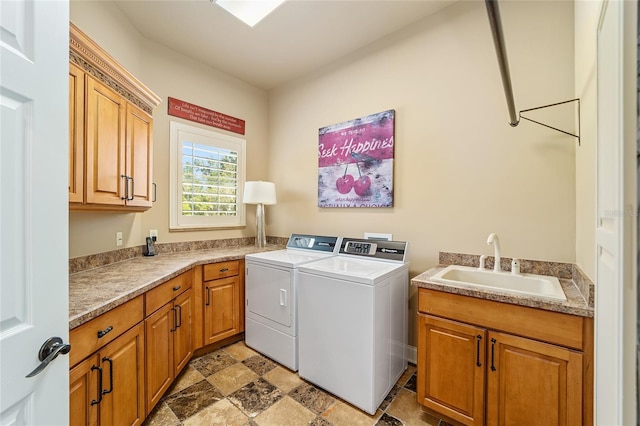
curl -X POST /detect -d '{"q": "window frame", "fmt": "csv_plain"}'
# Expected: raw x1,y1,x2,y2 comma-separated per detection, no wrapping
169,121,246,230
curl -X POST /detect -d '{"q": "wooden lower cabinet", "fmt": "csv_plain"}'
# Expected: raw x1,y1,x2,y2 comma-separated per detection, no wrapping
145,288,193,412
69,323,145,426
486,331,583,426
417,314,486,425
201,261,244,346
416,288,592,426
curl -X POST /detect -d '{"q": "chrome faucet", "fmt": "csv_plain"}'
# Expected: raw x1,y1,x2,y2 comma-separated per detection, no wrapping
486,233,501,272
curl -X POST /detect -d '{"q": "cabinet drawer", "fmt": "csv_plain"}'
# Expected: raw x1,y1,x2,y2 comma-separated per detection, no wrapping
145,270,192,315
418,288,585,350
203,260,240,281
69,295,143,367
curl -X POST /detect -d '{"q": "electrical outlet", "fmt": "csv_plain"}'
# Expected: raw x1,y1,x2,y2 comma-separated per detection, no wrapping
116,232,123,247
150,229,158,241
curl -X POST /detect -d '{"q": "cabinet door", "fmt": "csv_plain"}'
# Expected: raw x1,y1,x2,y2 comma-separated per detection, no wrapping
69,355,99,426
204,276,240,345
69,63,85,204
125,103,153,208
417,314,486,426
486,331,583,426
99,323,145,426
85,77,126,206
145,303,174,413
174,289,193,376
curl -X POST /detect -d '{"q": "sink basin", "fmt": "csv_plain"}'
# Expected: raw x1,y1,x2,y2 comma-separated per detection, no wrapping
430,265,566,301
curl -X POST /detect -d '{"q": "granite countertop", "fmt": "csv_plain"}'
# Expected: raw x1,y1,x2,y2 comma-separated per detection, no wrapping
69,244,282,330
412,264,594,318
412,252,594,318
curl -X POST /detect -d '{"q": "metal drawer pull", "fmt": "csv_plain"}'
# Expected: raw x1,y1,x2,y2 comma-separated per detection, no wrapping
173,285,182,291
476,335,482,367
220,267,229,273
97,326,113,338
90,365,103,405
490,338,497,371
101,357,113,395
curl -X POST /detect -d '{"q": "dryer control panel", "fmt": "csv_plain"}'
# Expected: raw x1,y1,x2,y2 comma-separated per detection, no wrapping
339,238,408,263
286,234,340,253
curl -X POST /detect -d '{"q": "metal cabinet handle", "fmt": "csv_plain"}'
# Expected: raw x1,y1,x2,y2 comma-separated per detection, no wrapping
25,337,71,378
170,307,177,332
220,268,229,273
97,326,113,338
152,183,157,202
90,365,103,405
128,177,135,201
476,335,482,367
101,357,113,395
121,175,129,200
205,286,211,306
173,285,182,292
490,338,497,371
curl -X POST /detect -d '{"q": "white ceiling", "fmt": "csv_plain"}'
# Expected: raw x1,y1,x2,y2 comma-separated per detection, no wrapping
112,0,457,90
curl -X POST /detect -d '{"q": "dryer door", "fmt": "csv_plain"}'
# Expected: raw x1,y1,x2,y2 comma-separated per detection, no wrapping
246,262,292,328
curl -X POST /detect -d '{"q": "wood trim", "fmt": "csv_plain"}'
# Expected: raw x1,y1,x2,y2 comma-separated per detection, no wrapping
583,318,594,425
192,266,204,349
69,22,161,114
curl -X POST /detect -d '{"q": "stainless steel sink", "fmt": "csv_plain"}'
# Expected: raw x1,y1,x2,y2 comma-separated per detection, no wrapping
430,265,566,301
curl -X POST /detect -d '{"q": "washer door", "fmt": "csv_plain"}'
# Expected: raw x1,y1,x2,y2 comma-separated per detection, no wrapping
246,262,292,328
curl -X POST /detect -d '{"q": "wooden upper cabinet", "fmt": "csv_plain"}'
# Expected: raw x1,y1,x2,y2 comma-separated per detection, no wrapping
69,63,85,204
125,103,153,208
69,23,160,211
85,77,127,205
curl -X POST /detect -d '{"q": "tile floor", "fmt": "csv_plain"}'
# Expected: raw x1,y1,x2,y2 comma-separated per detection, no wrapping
143,341,450,426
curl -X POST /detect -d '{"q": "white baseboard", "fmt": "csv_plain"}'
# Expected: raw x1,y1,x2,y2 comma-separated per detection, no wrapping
407,344,417,365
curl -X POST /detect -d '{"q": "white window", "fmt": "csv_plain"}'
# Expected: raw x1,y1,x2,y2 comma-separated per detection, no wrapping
170,121,246,230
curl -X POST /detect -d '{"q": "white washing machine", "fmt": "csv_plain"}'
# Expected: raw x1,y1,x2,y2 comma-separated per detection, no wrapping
297,238,409,414
245,234,340,371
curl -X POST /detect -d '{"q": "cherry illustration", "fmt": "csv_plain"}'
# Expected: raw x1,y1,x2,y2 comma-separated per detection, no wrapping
336,163,354,194
353,162,371,196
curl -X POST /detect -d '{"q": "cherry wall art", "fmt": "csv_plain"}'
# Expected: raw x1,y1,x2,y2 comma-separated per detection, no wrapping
318,109,395,208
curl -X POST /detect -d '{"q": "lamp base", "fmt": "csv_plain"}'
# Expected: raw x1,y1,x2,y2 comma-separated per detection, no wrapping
255,203,266,248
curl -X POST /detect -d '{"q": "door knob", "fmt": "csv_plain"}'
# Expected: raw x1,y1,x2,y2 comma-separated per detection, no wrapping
25,337,71,378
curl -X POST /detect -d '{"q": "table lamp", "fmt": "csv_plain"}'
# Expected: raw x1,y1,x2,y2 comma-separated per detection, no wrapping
243,181,277,248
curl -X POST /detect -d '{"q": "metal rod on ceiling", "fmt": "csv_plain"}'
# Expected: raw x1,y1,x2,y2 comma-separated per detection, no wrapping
485,0,519,127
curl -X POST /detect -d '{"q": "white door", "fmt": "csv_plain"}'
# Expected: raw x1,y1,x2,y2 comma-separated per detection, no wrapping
595,0,637,424
1,1,70,424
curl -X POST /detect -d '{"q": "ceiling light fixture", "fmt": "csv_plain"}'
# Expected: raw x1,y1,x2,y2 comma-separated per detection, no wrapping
214,0,286,27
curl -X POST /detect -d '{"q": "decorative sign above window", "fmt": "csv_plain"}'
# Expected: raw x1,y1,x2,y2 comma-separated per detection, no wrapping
168,97,246,135
318,109,395,208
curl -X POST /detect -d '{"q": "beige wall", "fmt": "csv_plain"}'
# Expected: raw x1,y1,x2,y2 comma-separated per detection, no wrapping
269,0,576,276
267,0,576,347
69,1,269,258
574,0,599,281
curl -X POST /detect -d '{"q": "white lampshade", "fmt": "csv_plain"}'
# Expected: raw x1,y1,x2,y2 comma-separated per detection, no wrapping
243,181,277,205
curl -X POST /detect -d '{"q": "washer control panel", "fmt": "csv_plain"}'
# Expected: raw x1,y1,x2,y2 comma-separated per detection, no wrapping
344,241,377,255
286,234,340,253
339,238,408,262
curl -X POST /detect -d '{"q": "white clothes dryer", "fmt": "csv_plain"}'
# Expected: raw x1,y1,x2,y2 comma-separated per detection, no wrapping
244,234,340,371
297,237,409,414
